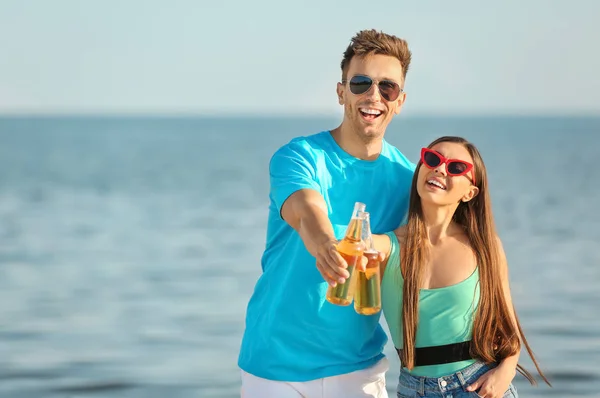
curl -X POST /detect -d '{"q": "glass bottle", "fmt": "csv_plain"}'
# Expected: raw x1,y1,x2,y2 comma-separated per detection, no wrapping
354,212,382,315
325,202,367,306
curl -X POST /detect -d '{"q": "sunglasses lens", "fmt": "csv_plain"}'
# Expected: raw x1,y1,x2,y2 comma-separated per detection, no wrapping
378,80,400,101
423,151,441,168
349,75,373,95
448,161,468,175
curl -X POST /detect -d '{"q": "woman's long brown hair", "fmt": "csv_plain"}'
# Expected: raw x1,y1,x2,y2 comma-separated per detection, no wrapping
400,136,550,386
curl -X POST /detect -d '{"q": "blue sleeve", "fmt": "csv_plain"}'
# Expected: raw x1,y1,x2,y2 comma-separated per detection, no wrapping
269,143,321,216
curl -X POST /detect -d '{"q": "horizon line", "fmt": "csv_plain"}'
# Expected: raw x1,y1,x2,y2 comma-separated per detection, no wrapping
0,110,599,119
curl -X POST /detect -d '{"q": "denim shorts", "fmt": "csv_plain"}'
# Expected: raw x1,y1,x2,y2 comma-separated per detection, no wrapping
396,361,518,397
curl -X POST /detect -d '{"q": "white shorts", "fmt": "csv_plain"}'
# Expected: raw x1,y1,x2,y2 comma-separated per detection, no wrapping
240,357,389,398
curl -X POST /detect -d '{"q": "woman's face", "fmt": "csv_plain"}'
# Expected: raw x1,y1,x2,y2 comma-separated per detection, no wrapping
416,142,479,207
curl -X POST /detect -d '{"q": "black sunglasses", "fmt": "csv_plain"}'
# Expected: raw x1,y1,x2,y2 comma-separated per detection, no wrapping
342,74,403,102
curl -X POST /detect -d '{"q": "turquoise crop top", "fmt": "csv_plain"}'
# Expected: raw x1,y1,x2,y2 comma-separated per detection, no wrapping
381,231,480,377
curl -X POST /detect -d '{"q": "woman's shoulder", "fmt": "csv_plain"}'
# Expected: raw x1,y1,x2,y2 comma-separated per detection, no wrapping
394,224,407,245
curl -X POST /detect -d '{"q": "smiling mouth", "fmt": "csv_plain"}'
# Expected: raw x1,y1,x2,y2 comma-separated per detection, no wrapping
427,179,446,190
359,108,382,121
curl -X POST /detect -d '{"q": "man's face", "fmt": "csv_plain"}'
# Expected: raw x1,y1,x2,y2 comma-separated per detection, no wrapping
337,54,407,143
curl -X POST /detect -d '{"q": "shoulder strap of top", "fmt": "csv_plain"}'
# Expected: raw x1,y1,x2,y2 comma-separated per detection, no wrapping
383,231,402,282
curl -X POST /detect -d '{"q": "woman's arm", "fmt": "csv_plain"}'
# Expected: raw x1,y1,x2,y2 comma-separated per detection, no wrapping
495,236,520,372
371,225,405,279
466,237,520,397
371,232,392,278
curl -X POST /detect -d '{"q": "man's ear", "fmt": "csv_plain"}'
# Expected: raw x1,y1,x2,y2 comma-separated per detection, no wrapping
394,91,407,115
337,82,345,105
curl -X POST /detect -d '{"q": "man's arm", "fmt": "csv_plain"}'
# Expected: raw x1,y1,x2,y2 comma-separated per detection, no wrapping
269,144,349,286
281,188,350,286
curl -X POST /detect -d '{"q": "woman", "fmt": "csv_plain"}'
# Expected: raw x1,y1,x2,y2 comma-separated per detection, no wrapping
374,136,550,397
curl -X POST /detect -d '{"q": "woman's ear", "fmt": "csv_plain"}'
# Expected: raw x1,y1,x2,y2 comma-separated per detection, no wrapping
461,185,479,203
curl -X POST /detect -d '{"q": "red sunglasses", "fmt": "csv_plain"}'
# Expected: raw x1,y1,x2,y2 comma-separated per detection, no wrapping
420,148,476,185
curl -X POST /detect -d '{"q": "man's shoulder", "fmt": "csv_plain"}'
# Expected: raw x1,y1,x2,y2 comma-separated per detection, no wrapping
272,131,330,159
286,130,329,148
383,141,415,168
382,141,417,176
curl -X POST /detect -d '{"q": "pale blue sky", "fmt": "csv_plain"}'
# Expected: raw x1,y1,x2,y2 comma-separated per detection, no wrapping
0,0,598,116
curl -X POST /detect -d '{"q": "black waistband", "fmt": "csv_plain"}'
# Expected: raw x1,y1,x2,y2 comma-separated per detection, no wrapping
396,341,473,367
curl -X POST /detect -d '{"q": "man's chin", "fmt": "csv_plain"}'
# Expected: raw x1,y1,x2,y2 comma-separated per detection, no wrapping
359,123,386,137
356,128,385,144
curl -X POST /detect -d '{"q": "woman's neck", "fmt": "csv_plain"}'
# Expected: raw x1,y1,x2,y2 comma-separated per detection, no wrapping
421,202,460,244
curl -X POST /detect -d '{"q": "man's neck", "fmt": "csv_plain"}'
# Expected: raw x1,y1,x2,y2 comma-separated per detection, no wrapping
330,124,383,161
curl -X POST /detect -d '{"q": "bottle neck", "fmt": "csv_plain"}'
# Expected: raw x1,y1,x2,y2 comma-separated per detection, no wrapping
344,217,363,242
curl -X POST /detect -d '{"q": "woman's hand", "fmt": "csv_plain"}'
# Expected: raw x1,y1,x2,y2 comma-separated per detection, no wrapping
466,363,516,398
316,247,385,286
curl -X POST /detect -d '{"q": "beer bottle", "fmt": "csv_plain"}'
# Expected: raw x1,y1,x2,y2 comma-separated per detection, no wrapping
354,212,382,315
325,202,367,306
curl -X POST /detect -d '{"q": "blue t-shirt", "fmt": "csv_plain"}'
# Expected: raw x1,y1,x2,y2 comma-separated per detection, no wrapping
238,130,415,382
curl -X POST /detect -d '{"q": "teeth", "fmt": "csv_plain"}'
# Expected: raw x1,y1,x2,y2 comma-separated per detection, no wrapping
427,179,446,189
359,108,382,115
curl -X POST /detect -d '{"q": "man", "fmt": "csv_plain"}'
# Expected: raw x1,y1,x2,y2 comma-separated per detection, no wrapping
238,29,416,398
